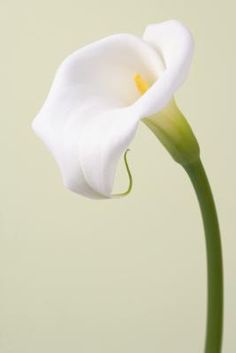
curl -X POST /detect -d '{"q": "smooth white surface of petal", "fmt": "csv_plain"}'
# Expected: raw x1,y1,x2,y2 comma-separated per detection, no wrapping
32,34,163,198
132,20,194,117
79,107,139,197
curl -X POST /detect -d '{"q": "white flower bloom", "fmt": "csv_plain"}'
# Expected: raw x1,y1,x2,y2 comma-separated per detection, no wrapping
32,20,194,199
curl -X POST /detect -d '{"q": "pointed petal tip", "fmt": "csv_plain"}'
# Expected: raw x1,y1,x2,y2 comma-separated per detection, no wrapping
62,178,111,200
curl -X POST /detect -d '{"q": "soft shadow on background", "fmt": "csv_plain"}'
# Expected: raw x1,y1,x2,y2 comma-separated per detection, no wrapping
0,0,235,352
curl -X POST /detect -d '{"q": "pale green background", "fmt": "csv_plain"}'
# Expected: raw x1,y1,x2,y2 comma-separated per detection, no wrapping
0,0,235,352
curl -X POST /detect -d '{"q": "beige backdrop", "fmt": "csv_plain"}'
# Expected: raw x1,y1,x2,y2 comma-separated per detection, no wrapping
0,0,235,352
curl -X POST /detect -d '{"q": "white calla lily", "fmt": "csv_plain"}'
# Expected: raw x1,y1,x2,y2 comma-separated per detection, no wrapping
32,20,194,199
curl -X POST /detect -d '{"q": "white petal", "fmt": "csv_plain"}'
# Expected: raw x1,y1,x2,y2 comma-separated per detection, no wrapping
132,20,194,117
32,34,163,198
79,107,139,197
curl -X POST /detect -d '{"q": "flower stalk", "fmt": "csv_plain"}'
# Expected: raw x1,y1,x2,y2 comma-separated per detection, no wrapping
144,104,223,353
184,159,223,353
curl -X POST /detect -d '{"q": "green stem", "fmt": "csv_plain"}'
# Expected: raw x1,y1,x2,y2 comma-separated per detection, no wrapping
184,159,223,353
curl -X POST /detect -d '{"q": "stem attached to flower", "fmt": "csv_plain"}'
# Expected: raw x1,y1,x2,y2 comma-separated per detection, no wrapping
141,92,223,352
184,159,223,353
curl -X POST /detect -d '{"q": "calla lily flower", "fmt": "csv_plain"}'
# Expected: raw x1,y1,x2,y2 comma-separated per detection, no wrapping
32,20,195,199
